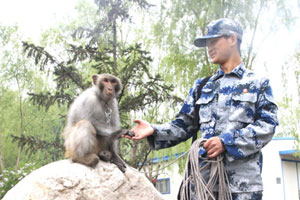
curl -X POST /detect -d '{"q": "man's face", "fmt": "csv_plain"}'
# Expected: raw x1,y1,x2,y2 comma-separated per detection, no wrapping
206,36,233,65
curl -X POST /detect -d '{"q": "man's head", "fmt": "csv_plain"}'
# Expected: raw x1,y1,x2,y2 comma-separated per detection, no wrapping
194,18,243,65
194,18,243,48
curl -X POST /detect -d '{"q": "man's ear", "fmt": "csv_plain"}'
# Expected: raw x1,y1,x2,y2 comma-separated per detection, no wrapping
230,34,238,46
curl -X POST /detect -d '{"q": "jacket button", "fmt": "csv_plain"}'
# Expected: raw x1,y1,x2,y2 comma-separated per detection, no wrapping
243,88,248,93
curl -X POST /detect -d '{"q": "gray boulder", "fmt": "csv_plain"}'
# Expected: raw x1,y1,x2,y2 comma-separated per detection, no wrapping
3,159,164,200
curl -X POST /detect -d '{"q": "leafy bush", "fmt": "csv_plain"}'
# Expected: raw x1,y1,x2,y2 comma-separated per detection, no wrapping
0,163,36,199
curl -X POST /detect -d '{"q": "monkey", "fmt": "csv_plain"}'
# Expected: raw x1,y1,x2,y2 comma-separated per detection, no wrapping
63,73,130,172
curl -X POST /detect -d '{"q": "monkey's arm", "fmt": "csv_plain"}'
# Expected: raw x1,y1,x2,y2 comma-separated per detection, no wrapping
93,124,119,136
92,122,130,139
109,129,130,140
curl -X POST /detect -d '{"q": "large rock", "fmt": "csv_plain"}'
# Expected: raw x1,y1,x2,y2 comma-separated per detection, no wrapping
3,159,164,200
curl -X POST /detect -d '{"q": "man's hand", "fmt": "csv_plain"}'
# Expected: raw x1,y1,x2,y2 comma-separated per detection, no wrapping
122,119,154,140
203,137,225,158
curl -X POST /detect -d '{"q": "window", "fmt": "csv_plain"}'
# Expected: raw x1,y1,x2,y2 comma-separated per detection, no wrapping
155,178,170,194
276,177,281,184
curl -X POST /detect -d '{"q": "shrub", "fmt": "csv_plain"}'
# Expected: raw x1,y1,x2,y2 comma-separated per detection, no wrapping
0,163,36,199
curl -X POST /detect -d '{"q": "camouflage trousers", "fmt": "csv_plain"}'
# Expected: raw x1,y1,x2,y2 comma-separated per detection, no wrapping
231,192,262,200
186,191,262,200
186,192,262,200
212,192,262,200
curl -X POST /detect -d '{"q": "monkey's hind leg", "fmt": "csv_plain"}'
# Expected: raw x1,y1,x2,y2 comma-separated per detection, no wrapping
99,150,112,162
73,153,99,168
66,120,100,168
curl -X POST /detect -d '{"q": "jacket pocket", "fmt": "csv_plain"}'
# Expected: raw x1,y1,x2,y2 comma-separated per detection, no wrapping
196,92,216,123
229,93,257,123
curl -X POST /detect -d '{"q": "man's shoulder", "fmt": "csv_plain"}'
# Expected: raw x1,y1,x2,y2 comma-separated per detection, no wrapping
194,76,211,86
193,76,212,95
242,68,270,83
195,77,209,83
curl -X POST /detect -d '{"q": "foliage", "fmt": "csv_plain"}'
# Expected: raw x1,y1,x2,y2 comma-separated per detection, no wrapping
0,86,66,169
277,97,300,137
21,0,181,178
10,134,64,159
121,138,151,168
277,46,300,155
0,0,297,185
139,0,296,173
0,25,66,170
0,163,37,199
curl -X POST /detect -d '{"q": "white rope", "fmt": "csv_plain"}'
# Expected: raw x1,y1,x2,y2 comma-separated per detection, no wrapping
179,139,232,200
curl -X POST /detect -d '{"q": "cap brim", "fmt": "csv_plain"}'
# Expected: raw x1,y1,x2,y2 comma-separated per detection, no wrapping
194,34,223,47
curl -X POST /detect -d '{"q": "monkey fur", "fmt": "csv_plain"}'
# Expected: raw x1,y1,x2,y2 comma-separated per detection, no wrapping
63,73,128,172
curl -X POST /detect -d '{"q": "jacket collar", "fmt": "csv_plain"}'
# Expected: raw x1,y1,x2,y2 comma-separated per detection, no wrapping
211,62,245,81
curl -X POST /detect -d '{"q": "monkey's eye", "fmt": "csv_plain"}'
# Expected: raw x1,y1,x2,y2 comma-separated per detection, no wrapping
110,79,116,84
103,78,109,82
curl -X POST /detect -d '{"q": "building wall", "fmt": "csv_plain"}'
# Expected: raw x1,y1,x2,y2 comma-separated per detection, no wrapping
261,138,296,200
156,164,182,200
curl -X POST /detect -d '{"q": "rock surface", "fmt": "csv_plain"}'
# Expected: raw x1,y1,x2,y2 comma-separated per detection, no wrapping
3,159,164,200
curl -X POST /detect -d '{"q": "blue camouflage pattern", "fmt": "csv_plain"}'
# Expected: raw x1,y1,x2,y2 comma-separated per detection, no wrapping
232,191,262,200
147,63,278,193
194,18,243,47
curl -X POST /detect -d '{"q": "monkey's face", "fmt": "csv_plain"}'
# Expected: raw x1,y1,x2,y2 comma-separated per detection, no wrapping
100,77,118,99
92,74,123,102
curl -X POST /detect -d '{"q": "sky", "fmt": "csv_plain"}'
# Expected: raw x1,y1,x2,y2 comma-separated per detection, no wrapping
0,0,300,102
0,0,78,39
242,1,300,103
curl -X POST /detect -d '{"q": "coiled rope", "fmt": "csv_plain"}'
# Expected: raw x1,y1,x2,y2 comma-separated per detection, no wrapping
179,139,232,200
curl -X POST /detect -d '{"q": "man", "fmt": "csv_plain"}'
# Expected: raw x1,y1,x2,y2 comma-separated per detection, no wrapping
124,18,278,200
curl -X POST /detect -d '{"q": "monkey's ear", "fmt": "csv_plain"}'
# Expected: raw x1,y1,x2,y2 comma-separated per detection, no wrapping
92,74,99,85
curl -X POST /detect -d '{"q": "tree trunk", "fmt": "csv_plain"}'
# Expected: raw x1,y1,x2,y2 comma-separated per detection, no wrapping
245,0,264,69
15,80,24,171
113,18,117,73
0,125,5,170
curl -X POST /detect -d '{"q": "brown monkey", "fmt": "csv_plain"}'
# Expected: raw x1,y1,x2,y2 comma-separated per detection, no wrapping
63,74,128,172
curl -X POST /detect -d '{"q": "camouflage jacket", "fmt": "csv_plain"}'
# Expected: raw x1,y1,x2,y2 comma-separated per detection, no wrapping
147,63,278,193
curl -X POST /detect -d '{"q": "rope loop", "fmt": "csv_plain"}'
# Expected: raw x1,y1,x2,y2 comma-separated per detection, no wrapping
179,139,232,200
